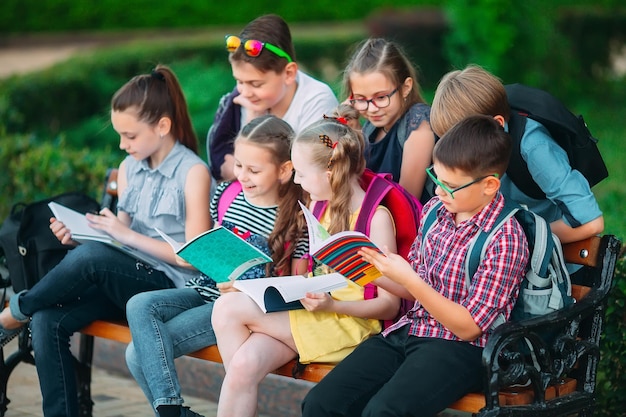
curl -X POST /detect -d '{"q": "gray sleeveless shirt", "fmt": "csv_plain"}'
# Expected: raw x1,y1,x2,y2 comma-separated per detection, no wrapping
117,141,208,288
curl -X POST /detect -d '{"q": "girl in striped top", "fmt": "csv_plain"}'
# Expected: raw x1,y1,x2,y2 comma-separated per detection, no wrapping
125,115,308,417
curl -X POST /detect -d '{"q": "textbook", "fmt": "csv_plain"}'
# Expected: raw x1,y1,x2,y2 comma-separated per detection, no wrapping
233,272,348,313
299,202,384,287
48,201,160,267
155,226,272,283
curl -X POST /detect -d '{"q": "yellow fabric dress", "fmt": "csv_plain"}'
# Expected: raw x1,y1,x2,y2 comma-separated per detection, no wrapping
289,208,383,364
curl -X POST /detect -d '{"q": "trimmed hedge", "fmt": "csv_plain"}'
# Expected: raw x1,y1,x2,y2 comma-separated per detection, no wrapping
0,134,120,218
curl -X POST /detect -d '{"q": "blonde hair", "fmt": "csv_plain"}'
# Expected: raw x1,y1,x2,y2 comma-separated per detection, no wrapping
430,64,510,138
293,119,365,234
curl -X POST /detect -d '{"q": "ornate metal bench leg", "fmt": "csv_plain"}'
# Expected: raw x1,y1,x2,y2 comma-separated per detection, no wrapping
0,329,35,417
76,333,95,417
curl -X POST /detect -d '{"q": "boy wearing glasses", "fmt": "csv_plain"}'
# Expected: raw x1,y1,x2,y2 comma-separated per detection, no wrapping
302,115,529,417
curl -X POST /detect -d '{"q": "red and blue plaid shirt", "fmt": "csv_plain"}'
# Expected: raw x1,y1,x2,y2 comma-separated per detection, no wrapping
383,193,529,348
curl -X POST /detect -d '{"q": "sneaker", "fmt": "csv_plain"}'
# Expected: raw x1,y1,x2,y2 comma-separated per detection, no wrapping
180,407,205,417
0,325,23,347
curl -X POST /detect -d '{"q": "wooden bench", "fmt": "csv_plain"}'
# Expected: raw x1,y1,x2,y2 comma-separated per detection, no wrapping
73,234,621,417
0,168,622,417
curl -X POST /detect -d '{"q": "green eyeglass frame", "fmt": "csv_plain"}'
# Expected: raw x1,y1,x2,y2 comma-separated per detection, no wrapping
426,165,499,199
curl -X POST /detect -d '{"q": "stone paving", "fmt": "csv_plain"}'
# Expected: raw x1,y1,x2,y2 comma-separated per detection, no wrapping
2,338,220,417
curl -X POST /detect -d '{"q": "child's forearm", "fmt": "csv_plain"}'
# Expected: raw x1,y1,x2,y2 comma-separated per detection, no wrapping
328,296,399,321
407,278,482,341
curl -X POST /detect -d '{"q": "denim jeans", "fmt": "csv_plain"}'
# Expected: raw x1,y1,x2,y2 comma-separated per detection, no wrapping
125,287,217,412
302,328,485,417
20,242,175,417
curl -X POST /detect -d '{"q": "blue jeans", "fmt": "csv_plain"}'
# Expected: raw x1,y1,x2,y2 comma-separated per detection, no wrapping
19,242,175,417
125,287,217,412
301,328,485,417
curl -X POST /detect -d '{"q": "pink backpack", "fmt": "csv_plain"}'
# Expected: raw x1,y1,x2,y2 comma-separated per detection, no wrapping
312,169,422,328
216,181,243,224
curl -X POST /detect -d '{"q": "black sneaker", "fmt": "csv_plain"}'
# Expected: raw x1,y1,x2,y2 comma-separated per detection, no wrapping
180,407,205,417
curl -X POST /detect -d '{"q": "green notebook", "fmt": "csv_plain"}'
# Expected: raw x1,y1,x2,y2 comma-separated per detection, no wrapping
156,226,272,283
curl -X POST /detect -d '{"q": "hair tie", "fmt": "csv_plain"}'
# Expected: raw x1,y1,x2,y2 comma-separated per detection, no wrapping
151,70,165,81
319,134,337,169
323,114,348,125
319,134,334,148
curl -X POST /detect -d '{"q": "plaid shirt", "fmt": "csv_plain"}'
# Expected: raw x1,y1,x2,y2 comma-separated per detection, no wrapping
383,193,529,348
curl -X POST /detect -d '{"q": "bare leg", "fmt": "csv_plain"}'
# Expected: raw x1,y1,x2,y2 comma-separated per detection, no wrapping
212,292,298,417
217,333,296,417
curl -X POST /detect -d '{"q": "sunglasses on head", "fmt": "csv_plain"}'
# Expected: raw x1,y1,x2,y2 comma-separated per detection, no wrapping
224,35,293,63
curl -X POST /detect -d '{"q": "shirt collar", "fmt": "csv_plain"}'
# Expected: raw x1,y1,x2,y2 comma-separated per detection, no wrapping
136,141,185,179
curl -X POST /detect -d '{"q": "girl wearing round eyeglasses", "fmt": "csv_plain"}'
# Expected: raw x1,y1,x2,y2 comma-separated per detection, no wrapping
343,38,436,204
207,14,338,187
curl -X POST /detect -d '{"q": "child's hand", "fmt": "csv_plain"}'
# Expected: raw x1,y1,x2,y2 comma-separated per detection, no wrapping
49,217,78,246
232,95,268,122
300,292,334,312
359,246,417,287
217,281,238,294
174,255,192,268
86,208,129,243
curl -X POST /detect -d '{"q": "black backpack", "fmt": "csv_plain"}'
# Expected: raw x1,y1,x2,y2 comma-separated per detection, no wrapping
0,192,100,293
505,83,609,200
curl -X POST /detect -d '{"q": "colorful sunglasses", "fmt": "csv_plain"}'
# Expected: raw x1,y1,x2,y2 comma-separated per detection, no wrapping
225,35,293,63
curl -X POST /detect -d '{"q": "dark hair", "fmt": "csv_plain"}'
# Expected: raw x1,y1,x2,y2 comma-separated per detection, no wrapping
343,38,425,111
111,64,198,154
293,118,365,234
236,115,305,275
433,115,511,178
229,14,296,74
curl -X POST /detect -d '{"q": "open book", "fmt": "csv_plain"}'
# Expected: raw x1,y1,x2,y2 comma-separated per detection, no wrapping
299,201,384,286
233,272,347,313
156,227,272,283
48,201,160,267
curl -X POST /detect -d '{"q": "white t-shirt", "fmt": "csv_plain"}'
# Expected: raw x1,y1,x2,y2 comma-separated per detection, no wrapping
241,70,338,133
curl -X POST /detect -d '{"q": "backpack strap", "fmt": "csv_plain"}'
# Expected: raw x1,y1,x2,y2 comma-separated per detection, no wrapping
465,201,519,289
419,200,442,264
354,172,394,236
217,181,242,224
311,200,327,219
506,112,547,200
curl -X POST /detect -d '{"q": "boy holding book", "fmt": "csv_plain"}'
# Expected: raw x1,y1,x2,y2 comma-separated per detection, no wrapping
301,115,530,417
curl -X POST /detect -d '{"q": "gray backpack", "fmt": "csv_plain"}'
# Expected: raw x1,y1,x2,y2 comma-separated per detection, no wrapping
421,199,574,330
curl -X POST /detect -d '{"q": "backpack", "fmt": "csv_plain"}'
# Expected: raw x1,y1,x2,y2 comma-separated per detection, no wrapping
312,169,423,327
207,88,241,181
216,180,243,224
505,83,609,200
0,192,100,294
421,199,574,329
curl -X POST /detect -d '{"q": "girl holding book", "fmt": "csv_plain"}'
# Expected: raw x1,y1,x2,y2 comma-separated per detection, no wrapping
0,65,213,417
124,115,309,417
211,117,400,417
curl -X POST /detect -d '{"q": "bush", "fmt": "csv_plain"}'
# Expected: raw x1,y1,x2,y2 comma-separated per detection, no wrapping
0,133,120,220
596,254,626,416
